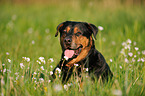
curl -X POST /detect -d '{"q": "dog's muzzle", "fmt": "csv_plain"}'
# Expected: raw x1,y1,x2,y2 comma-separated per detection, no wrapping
63,36,83,59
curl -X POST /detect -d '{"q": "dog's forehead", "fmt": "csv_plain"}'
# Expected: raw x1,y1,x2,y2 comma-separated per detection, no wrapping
66,22,85,28
64,22,87,32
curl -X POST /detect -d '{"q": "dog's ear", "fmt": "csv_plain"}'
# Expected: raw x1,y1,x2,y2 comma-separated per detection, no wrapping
55,22,64,37
85,23,98,39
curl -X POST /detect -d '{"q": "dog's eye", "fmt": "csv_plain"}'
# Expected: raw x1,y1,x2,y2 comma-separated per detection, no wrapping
75,32,82,36
61,30,67,37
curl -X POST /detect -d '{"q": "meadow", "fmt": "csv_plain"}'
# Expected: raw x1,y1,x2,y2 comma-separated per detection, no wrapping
0,1,145,96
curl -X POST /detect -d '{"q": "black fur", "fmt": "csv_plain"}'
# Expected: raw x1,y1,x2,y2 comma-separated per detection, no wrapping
51,21,113,84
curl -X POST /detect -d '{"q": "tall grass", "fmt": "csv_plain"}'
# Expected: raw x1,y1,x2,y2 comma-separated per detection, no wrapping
0,2,145,96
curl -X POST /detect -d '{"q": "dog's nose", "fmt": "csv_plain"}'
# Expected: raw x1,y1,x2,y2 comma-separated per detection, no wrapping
64,38,72,44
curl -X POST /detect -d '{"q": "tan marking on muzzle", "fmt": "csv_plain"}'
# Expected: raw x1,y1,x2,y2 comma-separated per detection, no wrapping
71,35,77,49
66,36,93,67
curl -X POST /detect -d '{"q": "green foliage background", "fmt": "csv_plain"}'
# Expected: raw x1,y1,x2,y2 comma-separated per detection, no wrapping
0,0,145,96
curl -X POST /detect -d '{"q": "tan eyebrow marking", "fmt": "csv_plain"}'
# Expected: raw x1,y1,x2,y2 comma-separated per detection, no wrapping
65,26,71,33
74,27,81,34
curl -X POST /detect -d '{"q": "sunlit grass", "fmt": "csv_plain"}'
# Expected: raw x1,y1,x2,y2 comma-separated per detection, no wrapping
0,3,145,96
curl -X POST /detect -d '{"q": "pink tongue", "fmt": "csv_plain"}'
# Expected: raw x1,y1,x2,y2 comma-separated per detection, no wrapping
64,50,75,58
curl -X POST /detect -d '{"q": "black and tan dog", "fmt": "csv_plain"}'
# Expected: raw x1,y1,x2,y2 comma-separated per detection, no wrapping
51,21,113,83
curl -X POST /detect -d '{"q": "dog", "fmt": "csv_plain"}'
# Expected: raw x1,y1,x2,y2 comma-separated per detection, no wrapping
51,21,113,84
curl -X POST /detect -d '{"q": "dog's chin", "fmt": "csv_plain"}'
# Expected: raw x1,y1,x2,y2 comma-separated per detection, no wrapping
63,45,83,59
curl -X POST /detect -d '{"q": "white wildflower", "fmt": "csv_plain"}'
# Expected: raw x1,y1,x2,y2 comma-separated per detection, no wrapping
50,65,53,68
128,52,133,57
64,84,68,91
34,81,37,84
56,68,61,73
122,42,126,46
33,72,37,75
39,57,45,64
135,47,139,51
142,50,145,55
16,75,19,80
126,39,132,44
137,58,141,62
125,58,129,63
49,71,53,75
26,57,30,62
74,63,79,67
36,60,41,64
112,89,122,96
39,78,44,83
32,40,35,44
2,64,5,66
64,56,69,60
7,69,11,73
134,55,137,58
22,57,27,60
120,49,125,55
6,52,9,55
67,83,72,87
138,52,140,54
22,57,30,62
110,59,113,62
8,59,11,63
59,74,61,77
3,68,6,73
119,66,122,69
125,45,131,50
83,68,89,72
86,68,89,71
132,58,135,62
39,57,44,61
86,75,89,78
1,78,5,85
20,63,25,69
141,58,144,62
15,72,19,75
40,66,44,70
133,42,136,46
98,26,104,31
53,84,62,92
43,60,46,64
48,80,51,83
48,58,54,63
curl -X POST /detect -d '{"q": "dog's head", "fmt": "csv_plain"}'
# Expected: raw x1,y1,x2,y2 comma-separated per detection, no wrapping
55,21,98,66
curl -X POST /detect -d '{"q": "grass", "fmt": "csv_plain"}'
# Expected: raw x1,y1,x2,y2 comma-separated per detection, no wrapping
0,1,145,96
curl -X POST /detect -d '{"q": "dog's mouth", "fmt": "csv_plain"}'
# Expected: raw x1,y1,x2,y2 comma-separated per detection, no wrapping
64,45,83,59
